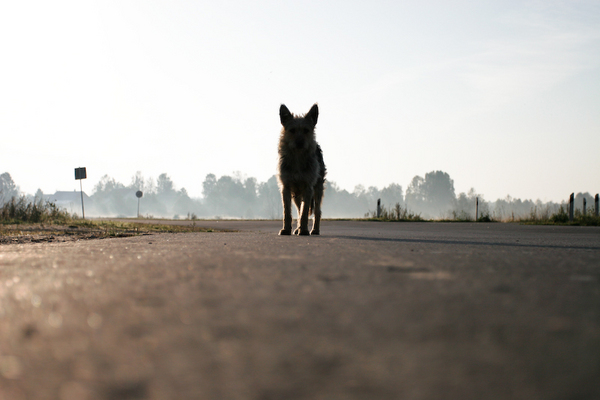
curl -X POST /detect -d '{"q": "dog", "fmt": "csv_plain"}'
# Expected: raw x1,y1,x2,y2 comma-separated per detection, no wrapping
277,103,326,235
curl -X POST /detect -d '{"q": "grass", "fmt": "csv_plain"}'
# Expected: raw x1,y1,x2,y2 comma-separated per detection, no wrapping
364,203,494,223
70,220,216,236
435,210,496,223
519,205,600,226
364,203,424,222
1,196,71,224
362,201,599,226
361,202,600,226
0,219,216,242
1,196,217,243
3,196,598,234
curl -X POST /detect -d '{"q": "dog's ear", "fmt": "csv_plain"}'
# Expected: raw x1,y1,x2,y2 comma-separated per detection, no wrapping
306,103,318,125
280,104,293,126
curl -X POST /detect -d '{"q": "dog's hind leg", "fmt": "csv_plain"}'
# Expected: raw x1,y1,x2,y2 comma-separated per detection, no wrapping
292,195,303,235
296,190,312,236
311,185,323,235
279,187,293,235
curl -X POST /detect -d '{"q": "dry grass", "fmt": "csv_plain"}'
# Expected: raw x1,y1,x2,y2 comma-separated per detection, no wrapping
364,203,423,221
1,218,216,245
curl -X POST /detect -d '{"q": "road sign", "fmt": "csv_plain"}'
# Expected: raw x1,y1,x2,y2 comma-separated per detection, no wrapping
75,167,87,180
74,167,87,219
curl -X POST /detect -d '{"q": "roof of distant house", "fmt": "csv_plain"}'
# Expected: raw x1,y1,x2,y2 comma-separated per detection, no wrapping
45,191,91,202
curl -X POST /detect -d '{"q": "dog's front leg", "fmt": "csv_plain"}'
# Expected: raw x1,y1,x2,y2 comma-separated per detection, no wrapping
311,201,321,235
279,187,293,235
296,191,312,236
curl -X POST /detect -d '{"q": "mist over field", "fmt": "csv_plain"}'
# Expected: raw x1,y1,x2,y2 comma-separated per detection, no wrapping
1,171,596,221
2,2,599,205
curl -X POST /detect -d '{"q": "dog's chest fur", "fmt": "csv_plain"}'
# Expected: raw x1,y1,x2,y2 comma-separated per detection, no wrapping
278,144,320,191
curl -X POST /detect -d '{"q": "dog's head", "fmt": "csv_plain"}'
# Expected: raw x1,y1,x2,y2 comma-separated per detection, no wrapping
279,104,318,151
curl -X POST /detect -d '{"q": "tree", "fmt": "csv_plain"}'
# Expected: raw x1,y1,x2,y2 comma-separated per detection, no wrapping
380,183,404,208
422,171,455,209
34,189,44,204
405,175,426,210
353,184,366,197
93,174,125,195
91,175,132,216
129,171,147,192
0,172,19,203
242,177,258,218
173,187,203,217
453,188,489,220
405,171,455,218
210,175,246,217
156,173,175,195
258,175,282,219
202,174,217,198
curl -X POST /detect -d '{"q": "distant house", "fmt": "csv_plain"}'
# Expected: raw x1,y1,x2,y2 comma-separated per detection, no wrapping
45,191,91,214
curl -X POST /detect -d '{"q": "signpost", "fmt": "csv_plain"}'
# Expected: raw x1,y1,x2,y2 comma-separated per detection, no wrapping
74,167,87,219
136,190,143,218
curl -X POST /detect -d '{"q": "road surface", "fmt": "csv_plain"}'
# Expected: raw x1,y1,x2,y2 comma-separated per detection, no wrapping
0,221,599,399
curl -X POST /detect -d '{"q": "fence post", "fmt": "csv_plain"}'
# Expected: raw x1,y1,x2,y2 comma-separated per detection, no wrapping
376,199,381,218
595,194,599,217
569,193,574,221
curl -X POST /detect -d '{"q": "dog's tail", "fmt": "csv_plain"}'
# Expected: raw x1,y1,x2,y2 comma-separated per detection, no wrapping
310,144,326,217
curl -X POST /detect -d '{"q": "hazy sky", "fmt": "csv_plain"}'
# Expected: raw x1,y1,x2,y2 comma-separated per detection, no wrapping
1,0,599,202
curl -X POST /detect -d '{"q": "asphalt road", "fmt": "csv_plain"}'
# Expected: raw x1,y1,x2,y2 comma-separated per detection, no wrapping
1,221,599,400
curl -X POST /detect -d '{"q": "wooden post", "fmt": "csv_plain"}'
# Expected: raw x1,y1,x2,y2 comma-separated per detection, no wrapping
595,194,599,217
569,193,574,221
583,198,587,216
476,197,479,221
376,199,381,218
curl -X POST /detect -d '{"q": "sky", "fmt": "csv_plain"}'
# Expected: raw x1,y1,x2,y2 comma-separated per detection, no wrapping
1,0,599,203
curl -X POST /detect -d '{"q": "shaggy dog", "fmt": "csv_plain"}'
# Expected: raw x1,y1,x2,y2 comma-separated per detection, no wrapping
277,103,326,235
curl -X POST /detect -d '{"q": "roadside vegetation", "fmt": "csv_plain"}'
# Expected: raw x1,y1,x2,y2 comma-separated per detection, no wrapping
0,196,71,224
1,190,597,243
2,170,597,222
363,202,598,226
364,203,423,221
518,206,600,226
0,196,216,244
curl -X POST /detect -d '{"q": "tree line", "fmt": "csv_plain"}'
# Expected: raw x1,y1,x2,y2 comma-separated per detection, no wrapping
0,170,595,220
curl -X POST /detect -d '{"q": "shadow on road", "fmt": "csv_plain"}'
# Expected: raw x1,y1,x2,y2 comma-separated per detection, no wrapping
332,235,600,251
